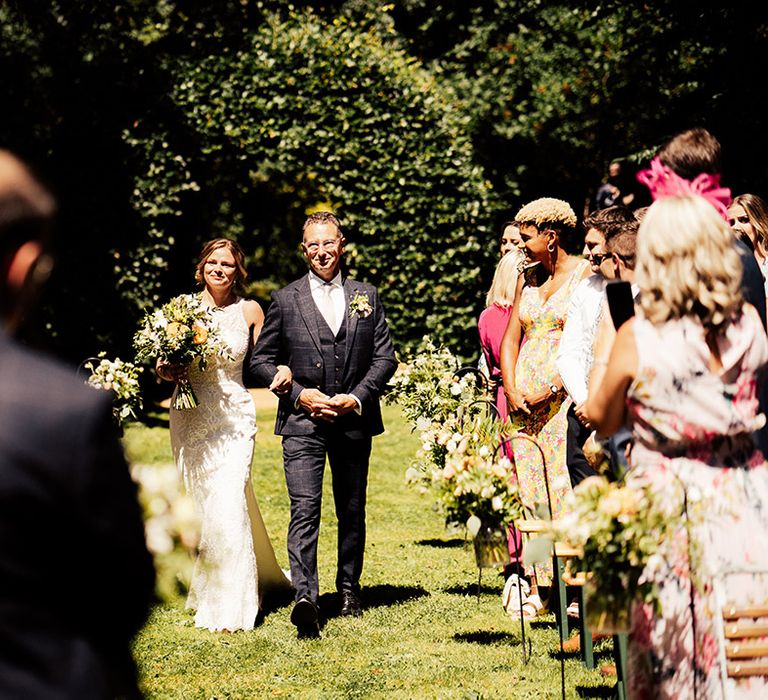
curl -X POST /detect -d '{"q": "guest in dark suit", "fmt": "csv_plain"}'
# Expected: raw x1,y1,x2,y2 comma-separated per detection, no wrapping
0,150,155,698
250,211,397,637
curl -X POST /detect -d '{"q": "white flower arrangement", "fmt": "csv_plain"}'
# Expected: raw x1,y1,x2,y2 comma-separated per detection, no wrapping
84,353,143,425
131,462,200,601
407,414,522,532
386,336,482,425
546,475,697,631
389,337,520,533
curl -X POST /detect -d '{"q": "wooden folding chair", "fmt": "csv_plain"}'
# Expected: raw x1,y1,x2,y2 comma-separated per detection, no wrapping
717,569,768,692
722,603,768,677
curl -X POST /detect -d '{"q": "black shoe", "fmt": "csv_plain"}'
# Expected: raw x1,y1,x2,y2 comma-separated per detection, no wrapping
340,590,363,618
291,598,320,638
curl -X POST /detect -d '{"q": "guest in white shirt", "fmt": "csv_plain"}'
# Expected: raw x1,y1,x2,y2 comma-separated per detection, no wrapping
556,208,634,485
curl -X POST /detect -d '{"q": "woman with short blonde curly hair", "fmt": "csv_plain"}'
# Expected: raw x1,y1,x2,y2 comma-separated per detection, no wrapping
587,194,768,698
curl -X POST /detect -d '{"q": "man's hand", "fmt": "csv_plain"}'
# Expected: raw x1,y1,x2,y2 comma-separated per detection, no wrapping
574,402,593,429
298,388,337,422
325,393,358,417
269,365,292,395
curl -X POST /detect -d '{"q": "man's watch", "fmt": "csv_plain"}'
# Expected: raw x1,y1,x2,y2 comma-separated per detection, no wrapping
548,382,560,395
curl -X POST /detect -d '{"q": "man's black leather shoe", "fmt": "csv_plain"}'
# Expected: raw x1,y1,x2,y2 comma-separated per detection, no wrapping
340,590,363,618
291,598,320,637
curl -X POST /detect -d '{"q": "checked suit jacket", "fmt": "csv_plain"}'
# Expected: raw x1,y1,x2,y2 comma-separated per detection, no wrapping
250,274,397,437
0,328,155,699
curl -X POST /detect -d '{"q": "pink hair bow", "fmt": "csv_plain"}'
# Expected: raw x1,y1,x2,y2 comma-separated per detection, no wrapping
636,157,731,221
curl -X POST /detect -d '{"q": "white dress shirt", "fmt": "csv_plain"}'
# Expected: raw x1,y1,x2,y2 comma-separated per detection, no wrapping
309,270,345,334
306,270,361,415
556,274,606,405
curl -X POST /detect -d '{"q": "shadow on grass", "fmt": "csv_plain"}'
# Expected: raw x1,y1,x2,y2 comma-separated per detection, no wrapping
415,537,466,549
529,619,557,631
575,686,616,698
550,645,613,663
256,588,294,625
319,584,430,619
453,630,519,646
443,583,501,596
140,412,170,429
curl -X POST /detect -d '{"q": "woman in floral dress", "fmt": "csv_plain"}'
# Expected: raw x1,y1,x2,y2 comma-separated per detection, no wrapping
587,195,768,698
500,197,590,615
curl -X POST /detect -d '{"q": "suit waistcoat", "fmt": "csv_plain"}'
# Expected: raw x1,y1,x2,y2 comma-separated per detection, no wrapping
316,304,347,395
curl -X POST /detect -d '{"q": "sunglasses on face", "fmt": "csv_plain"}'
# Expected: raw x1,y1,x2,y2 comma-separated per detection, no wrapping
588,252,611,264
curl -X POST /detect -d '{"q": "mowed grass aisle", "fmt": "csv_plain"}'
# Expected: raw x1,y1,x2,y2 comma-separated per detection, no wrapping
125,403,615,699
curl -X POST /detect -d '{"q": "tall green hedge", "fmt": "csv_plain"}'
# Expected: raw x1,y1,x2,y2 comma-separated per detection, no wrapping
124,9,496,358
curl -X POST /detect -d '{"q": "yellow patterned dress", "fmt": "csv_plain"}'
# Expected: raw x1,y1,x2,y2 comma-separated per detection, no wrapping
512,259,588,583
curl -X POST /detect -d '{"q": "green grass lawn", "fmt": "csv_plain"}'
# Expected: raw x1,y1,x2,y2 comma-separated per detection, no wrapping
124,404,615,699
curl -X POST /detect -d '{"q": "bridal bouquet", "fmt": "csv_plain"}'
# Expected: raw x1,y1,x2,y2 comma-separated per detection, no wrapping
84,352,143,425
133,294,232,409
550,476,691,632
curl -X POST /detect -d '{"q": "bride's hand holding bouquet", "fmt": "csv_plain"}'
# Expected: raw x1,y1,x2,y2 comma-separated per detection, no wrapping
134,293,232,409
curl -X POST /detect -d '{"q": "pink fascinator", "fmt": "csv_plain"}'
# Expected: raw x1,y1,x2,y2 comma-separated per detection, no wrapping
636,157,731,221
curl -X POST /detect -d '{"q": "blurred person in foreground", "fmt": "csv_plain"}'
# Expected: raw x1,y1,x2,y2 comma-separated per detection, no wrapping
587,195,768,699
0,150,155,698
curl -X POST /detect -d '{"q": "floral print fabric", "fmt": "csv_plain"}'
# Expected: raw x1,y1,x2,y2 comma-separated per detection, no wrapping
626,309,768,699
512,259,588,584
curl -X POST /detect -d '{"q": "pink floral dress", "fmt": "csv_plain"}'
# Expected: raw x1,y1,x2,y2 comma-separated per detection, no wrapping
626,309,768,699
512,259,588,583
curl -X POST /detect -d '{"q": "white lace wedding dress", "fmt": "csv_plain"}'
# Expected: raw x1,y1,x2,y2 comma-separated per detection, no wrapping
169,297,291,631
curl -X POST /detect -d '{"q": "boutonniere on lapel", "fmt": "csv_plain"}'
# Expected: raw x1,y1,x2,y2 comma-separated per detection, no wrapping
348,291,373,318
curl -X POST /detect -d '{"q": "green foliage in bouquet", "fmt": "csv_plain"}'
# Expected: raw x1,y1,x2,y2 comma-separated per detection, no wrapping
551,476,691,629
407,414,522,533
386,336,485,425
133,293,229,367
84,352,143,425
133,293,233,409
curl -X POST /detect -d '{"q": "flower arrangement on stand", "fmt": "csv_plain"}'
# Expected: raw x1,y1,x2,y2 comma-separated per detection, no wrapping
131,462,200,602
133,293,232,409
83,353,143,425
406,414,522,567
387,337,522,568
386,336,484,425
550,475,692,632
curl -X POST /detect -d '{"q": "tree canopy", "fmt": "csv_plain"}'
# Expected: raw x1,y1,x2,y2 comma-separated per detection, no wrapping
1,1,766,362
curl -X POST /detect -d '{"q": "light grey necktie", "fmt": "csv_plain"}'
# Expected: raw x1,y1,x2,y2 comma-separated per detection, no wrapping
319,282,337,334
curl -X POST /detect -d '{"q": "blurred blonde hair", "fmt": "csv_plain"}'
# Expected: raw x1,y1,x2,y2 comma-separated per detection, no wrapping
485,249,525,308
636,195,742,331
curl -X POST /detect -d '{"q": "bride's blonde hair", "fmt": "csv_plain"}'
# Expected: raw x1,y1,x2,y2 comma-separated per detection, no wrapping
485,249,525,308
636,195,742,331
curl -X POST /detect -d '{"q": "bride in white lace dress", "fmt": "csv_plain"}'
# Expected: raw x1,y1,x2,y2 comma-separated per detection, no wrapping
158,238,292,631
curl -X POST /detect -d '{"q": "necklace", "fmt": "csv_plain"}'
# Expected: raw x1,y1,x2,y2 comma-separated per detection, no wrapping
200,290,237,310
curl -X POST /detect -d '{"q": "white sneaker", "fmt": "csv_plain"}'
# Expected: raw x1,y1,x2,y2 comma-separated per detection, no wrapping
501,574,530,616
